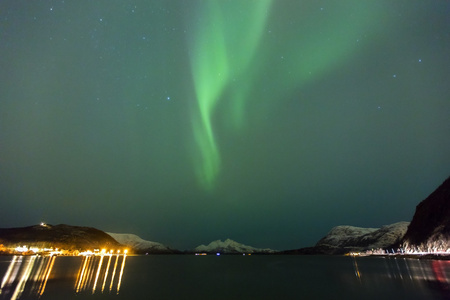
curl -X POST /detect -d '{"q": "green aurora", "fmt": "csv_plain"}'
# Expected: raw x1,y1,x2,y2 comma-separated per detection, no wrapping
188,1,389,190
1,0,449,250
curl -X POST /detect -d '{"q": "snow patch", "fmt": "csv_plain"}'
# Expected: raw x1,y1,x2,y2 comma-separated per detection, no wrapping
107,232,171,252
194,238,275,254
316,222,409,251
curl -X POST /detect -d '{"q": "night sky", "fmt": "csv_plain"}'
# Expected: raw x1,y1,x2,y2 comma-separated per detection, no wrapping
1,0,449,251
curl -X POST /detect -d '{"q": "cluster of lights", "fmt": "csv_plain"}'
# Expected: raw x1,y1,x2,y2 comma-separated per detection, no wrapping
401,241,450,255
78,249,128,256
354,244,450,257
12,245,128,257
14,246,60,256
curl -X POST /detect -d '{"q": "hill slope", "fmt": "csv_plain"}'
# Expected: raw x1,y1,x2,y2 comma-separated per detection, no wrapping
314,222,409,254
0,224,121,250
107,232,179,254
402,176,450,251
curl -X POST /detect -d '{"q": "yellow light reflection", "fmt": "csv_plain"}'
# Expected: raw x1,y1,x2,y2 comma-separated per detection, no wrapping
11,256,36,300
74,252,127,295
102,254,112,292
0,256,18,293
75,255,90,293
109,255,119,292
38,256,56,296
116,254,127,294
92,255,104,293
0,252,128,298
352,256,361,280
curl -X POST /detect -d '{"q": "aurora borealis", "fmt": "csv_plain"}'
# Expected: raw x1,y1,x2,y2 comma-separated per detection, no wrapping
188,0,271,190
1,0,449,250
188,0,392,190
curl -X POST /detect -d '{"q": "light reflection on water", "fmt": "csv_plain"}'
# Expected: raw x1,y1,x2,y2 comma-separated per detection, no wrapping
0,255,448,299
359,256,450,285
0,254,127,299
0,255,56,300
350,256,450,299
75,254,127,295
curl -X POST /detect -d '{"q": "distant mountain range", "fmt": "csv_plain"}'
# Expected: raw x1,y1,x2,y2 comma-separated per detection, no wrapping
0,225,274,255
193,239,275,254
1,176,448,255
285,176,450,255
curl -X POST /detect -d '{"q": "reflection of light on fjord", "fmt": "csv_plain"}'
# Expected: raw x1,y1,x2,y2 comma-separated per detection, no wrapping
117,253,127,293
0,255,18,292
11,255,36,300
351,256,361,280
1,251,128,298
92,254,104,293
37,256,56,296
102,253,112,292
75,255,89,292
109,254,119,292
75,253,127,295
0,255,55,300
352,257,450,285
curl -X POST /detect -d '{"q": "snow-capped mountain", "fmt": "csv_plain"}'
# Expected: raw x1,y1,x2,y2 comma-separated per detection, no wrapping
315,226,378,247
194,239,275,254
314,222,409,254
107,232,178,254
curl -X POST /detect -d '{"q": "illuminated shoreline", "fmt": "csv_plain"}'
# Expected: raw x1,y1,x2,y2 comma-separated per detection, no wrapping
0,251,129,299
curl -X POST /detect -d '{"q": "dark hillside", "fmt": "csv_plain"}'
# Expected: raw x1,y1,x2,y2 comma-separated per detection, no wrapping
0,224,121,250
402,176,450,250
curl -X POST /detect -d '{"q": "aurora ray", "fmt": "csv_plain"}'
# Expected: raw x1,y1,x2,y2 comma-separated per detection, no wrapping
188,1,395,190
188,0,272,190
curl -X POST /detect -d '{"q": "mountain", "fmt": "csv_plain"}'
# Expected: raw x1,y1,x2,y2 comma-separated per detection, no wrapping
193,239,275,254
402,176,450,252
314,222,409,254
0,224,121,251
283,222,409,255
107,232,180,254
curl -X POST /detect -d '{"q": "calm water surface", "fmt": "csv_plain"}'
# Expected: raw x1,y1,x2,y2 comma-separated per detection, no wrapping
0,255,448,300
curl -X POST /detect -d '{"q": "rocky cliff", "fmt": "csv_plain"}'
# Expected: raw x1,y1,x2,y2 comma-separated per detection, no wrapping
402,176,450,251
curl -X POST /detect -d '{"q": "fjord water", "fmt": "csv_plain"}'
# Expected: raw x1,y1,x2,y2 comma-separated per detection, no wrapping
0,255,448,300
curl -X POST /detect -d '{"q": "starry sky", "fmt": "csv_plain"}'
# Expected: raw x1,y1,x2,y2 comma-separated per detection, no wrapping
1,0,449,251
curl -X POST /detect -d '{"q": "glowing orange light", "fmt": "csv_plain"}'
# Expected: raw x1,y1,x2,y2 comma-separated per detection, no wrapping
92,255,104,293
109,255,119,292
117,254,127,294
38,256,56,296
102,254,113,292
